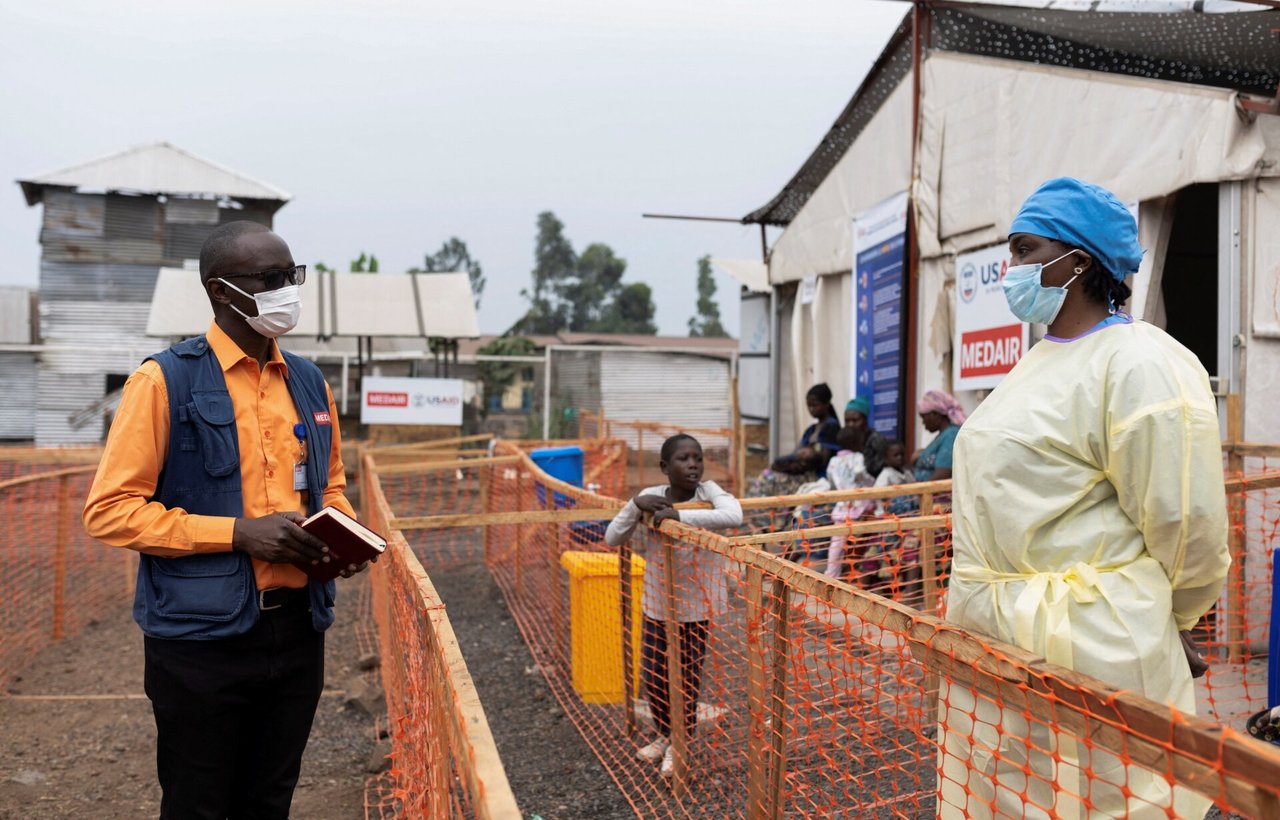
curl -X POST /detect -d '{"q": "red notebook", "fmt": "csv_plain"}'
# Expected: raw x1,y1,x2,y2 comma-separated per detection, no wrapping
296,506,387,582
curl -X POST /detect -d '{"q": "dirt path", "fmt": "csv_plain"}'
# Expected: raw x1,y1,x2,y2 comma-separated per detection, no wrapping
428,562,634,820
0,588,377,820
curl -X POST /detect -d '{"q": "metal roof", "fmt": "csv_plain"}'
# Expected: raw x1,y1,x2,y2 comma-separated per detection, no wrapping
18,141,290,207
145,269,480,340
743,2,1280,227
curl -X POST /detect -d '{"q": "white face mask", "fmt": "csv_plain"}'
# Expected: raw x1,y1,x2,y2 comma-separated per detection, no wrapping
217,279,301,338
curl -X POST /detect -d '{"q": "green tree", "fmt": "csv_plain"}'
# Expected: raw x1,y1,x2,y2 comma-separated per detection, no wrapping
411,237,486,309
350,252,379,273
314,262,335,274
688,255,728,337
595,282,657,335
562,243,627,330
515,211,657,335
516,211,577,334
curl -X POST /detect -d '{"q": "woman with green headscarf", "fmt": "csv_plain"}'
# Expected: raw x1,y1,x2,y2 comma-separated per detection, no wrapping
938,178,1229,819
842,395,888,478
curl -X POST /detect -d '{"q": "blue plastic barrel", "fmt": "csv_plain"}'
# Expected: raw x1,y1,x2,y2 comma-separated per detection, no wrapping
529,445,585,487
530,445,585,511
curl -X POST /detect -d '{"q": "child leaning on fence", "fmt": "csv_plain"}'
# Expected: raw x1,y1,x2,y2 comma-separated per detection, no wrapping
604,433,743,779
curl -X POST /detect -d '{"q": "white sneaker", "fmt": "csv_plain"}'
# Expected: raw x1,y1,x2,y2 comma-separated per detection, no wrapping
660,744,675,778
637,737,670,762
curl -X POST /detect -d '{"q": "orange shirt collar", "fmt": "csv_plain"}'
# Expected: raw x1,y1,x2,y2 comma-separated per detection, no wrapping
205,321,288,377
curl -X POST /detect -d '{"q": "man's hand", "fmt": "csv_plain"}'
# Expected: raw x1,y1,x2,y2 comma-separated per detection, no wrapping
633,494,672,514
233,512,330,566
338,554,378,579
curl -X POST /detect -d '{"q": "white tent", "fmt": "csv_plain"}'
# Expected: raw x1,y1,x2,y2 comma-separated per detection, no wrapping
146,269,480,340
748,3,1280,454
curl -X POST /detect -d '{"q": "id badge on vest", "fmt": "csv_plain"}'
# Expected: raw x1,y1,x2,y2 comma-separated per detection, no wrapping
293,423,309,491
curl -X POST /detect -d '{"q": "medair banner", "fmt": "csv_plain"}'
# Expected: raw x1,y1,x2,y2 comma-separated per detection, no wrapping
953,244,1027,392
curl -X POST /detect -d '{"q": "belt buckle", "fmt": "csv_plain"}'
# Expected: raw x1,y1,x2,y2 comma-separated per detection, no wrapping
258,588,283,611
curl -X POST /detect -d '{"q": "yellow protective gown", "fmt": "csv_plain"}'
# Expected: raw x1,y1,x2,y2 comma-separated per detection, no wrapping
937,320,1230,819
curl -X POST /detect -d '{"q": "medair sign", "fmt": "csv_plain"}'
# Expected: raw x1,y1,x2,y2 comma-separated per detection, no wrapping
953,244,1028,392
361,376,465,426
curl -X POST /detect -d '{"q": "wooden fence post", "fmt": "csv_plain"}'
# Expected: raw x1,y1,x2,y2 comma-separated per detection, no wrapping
919,491,937,615
550,519,565,663
479,462,493,566
515,480,528,599
746,564,770,819
765,576,791,820
662,535,690,797
637,429,645,493
53,474,70,641
1226,393,1246,663
621,543,636,738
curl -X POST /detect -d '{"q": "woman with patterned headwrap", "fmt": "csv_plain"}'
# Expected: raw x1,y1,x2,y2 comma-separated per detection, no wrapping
937,178,1230,819
912,389,965,482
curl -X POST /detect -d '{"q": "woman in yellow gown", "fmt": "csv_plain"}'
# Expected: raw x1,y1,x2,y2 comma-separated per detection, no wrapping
937,178,1230,819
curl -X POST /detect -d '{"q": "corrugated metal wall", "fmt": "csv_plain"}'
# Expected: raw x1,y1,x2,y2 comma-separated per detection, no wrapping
0,288,36,439
598,351,731,451
0,355,36,440
551,351,601,414
33,191,273,445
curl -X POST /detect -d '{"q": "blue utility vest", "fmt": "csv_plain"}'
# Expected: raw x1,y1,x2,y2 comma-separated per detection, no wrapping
133,335,338,639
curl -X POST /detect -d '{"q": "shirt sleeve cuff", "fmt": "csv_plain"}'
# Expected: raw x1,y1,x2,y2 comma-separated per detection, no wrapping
189,515,237,552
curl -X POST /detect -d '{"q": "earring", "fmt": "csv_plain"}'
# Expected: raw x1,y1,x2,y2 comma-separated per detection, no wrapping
1074,266,1084,275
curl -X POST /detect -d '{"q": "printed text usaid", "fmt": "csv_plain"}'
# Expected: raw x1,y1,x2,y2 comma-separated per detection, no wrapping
361,377,465,426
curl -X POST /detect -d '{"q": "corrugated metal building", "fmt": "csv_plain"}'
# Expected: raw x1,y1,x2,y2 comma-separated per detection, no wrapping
0,287,37,440
17,142,289,445
549,344,737,451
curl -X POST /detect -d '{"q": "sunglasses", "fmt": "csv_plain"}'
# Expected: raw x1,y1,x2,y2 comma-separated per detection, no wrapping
222,265,307,290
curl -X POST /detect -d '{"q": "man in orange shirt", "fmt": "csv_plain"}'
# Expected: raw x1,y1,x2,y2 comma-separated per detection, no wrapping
84,221,370,820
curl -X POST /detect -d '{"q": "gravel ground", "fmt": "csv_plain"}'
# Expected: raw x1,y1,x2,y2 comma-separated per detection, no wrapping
0,586,378,820
428,561,635,820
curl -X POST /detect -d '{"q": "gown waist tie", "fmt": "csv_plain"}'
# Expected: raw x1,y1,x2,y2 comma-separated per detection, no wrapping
952,561,1122,669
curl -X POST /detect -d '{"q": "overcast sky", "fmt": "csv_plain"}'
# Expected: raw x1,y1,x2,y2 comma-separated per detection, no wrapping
0,0,906,337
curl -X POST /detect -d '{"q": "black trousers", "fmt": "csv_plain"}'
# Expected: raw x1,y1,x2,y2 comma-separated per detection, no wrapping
143,600,325,820
641,617,709,739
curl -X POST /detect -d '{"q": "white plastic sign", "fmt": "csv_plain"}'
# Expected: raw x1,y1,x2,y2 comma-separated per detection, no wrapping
360,377,464,426
953,244,1028,391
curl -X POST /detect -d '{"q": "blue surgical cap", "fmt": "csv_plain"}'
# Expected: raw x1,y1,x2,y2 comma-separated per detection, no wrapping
1009,177,1143,281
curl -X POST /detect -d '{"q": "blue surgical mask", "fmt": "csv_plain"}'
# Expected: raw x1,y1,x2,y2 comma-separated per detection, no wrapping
1001,251,1080,325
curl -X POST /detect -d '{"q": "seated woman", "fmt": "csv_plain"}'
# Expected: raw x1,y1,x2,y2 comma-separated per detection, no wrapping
912,389,965,482
843,396,888,478
747,383,841,498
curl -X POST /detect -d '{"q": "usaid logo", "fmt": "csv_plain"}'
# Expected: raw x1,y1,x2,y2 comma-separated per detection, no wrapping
959,263,978,303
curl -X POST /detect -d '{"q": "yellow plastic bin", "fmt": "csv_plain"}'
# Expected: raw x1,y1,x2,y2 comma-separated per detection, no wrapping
559,550,645,704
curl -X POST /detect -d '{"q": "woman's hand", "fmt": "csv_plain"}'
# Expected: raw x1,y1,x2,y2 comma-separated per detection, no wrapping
633,494,672,514
1180,630,1209,678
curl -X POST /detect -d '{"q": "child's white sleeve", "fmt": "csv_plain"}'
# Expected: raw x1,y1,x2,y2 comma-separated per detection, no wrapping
678,481,743,531
605,500,642,547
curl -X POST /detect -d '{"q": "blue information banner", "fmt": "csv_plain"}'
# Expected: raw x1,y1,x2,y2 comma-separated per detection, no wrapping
851,191,908,442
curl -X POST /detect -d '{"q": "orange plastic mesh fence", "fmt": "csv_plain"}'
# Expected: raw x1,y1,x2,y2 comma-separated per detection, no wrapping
360,453,520,820
582,414,741,497
361,438,1280,818
370,438,627,573
0,461,137,690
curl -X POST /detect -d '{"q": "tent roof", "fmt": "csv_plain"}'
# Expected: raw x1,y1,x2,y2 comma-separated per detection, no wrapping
146,269,480,339
18,142,290,207
743,2,1280,227
711,258,771,293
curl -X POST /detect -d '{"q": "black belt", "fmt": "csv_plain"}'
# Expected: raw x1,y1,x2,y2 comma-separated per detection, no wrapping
258,586,311,613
